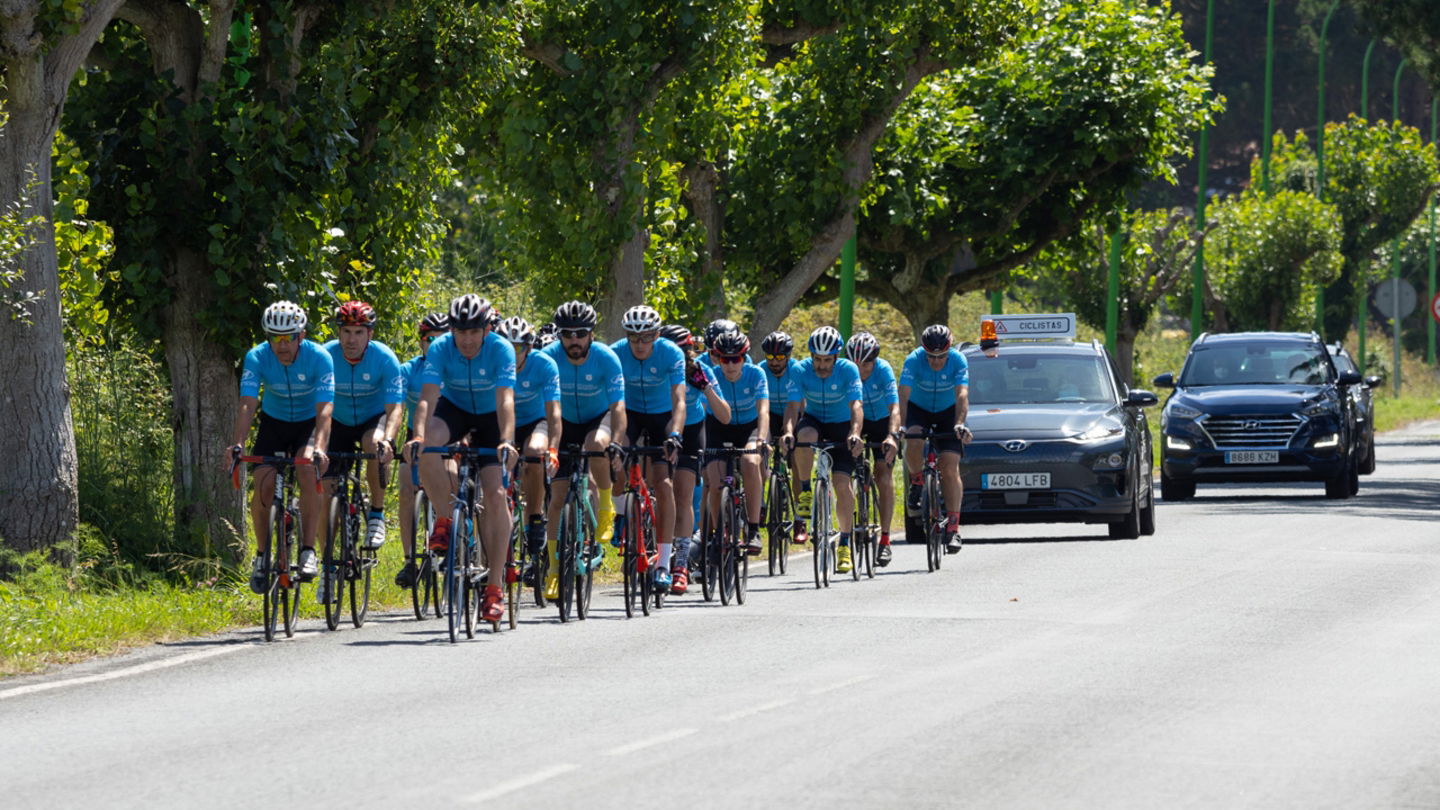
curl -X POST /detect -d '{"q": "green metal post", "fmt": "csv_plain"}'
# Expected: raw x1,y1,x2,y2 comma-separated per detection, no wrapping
1106,230,1122,355
989,290,1002,315
1192,0,1215,338
1431,98,1437,366
1392,60,1407,395
1316,0,1340,334
1358,39,1376,373
838,235,856,340
1262,0,1276,193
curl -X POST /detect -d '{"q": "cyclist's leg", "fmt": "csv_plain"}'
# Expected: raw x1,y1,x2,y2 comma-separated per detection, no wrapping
741,435,764,526
862,419,896,539
585,414,616,540
359,413,389,548
939,449,963,515
478,464,510,617
521,420,549,555
416,401,459,545
250,465,276,552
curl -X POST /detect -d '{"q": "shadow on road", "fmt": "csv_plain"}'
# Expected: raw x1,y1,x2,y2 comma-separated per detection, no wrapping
1157,477,1440,523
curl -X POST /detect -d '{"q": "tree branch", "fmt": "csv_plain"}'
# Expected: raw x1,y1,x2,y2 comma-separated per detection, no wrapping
46,0,128,103
114,0,203,98
521,36,572,76
198,0,236,88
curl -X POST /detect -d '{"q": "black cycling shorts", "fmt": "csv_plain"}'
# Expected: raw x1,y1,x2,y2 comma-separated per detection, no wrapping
795,413,856,477
905,403,965,456
677,420,706,475
433,396,503,469
252,413,316,466
768,410,786,442
325,411,385,478
861,418,895,466
515,417,545,451
557,413,608,478
707,418,759,452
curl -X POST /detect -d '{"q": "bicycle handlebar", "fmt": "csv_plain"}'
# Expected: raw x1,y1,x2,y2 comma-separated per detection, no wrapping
230,454,320,493
326,451,389,488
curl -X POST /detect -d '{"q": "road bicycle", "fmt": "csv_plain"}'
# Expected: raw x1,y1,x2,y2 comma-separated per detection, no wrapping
702,445,764,606
850,441,893,581
763,439,794,576
405,467,441,620
554,446,606,623
421,445,507,641
505,453,551,630
907,431,957,572
793,441,840,590
231,452,317,641
319,451,385,630
618,444,670,618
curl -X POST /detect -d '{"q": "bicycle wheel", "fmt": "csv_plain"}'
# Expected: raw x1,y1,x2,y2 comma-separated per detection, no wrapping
699,504,717,602
733,496,749,605
557,497,576,623
350,541,373,629
409,490,428,620
812,480,827,590
863,483,878,579
461,513,477,639
446,503,465,643
851,478,866,583
262,503,282,642
622,499,638,619
923,470,943,572
281,500,301,637
574,499,594,621
819,481,832,588
507,518,522,632
719,486,735,606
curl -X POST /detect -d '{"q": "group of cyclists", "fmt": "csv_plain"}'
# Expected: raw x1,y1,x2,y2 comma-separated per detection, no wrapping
229,293,976,624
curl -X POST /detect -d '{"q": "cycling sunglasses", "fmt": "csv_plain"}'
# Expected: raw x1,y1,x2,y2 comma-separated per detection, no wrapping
713,353,746,365
559,328,592,340
266,333,300,344
764,353,790,362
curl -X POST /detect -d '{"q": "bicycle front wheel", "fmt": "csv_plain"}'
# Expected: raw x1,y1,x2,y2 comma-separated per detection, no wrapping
923,470,943,572
622,499,638,619
409,490,428,620
281,501,301,637
734,496,749,605
557,499,576,623
446,504,465,643
719,487,735,606
322,496,344,630
699,504,717,602
262,504,282,642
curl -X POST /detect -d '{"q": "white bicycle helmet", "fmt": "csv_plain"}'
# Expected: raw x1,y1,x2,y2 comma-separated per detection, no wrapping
262,301,307,335
553,300,598,331
449,294,493,330
846,332,880,363
621,305,663,334
496,315,535,346
807,325,844,356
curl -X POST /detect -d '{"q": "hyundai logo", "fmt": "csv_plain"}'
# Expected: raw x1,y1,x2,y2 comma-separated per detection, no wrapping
1003,440,1028,453
1243,420,1261,431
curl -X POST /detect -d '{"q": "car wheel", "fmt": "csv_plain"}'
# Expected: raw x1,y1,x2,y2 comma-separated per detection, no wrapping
1324,455,1354,500
1108,485,1142,540
1360,432,1376,475
1138,480,1156,536
1160,470,1194,501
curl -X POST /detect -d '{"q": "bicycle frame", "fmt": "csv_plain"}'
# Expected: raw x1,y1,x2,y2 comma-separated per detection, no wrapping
703,445,763,606
231,453,318,641
421,445,509,641
321,451,383,630
792,441,838,589
555,446,604,623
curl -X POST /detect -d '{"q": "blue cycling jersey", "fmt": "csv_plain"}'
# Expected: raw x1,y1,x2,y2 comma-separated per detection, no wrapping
685,363,718,426
713,362,769,424
514,349,561,426
610,337,685,415
762,357,797,408
240,339,335,422
899,347,969,412
399,355,431,431
786,358,862,423
324,339,404,427
860,358,899,422
541,340,626,423
420,332,517,415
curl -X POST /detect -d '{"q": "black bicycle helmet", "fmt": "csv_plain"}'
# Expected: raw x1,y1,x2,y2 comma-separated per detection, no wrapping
921,324,952,353
418,311,449,336
553,300,598,331
659,324,693,347
760,331,793,356
704,318,740,347
710,331,750,357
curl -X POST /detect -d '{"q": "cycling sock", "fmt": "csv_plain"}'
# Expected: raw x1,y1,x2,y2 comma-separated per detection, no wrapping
659,542,672,570
747,521,760,534
910,473,922,486
946,512,961,529
596,486,614,520
838,532,850,547
880,532,890,545
673,537,690,569
367,508,383,520
801,480,811,493
527,515,544,527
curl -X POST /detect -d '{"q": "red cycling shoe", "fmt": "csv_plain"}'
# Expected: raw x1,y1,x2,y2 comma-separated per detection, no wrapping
481,585,504,623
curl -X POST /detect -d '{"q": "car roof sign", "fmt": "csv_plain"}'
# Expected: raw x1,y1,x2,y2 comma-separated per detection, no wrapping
982,313,1077,343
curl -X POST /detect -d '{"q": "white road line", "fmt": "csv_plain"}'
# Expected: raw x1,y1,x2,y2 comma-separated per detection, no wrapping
807,673,875,696
605,727,697,756
0,645,245,701
464,763,579,802
719,698,793,722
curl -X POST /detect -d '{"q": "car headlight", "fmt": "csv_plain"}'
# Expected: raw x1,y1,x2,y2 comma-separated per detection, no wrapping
1166,435,1192,451
1312,433,1340,449
1301,403,1330,417
1076,424,1123,442
1167,404,1202,420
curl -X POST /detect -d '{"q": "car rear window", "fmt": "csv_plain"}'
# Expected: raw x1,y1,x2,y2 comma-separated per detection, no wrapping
967,353,1114,405
1181,344,1333,386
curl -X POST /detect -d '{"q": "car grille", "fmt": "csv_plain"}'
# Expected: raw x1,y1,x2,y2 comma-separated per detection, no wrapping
1201,414,1301,448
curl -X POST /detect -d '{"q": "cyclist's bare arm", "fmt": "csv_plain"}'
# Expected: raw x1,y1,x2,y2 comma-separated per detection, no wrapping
757,398,771,444
230,396,260,455
608,401,627,447
311,401,334,471
407,382,441,458
496,387,516,454
954,384,971,442
380,402,403,461
667,383,686,437
705,384,732,424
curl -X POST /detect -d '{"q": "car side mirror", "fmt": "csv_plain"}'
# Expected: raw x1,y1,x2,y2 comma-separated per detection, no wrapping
1125,389,1159,408
1337,370,1362,386
1151,372,1175,389
1363,375,1382,389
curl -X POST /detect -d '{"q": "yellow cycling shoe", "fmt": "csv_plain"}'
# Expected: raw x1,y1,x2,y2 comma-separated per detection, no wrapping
543,569,560,601
836,545,853,574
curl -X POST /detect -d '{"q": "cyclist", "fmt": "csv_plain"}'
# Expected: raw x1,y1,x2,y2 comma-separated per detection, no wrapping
898,324,972,554
760,331,797,442
405,294,518,624
610,305,686,590
538,300,627,601
395,312,448,588
496,315,562,580
662,324,729,595
781,325,864,573
704,330,769,554
698,318,740,371
847,331,901,566
229,301,334,593
535,322,558,350
323,300,404,559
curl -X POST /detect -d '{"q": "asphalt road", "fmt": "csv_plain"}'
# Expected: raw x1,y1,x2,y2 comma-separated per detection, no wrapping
4,421,1439,809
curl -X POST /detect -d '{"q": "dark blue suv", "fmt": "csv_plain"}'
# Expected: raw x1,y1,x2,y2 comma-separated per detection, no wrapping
1153,332,1364,500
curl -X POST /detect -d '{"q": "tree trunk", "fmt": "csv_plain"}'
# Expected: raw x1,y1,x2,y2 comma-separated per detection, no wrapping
1115,324,1139,386
601,225,647,342
0,70,78,555
161,246,243,564
681,161,726,320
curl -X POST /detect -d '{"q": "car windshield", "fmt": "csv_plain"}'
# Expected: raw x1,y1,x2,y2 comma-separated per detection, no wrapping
967,353,1114,405
1181,343,1333,386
